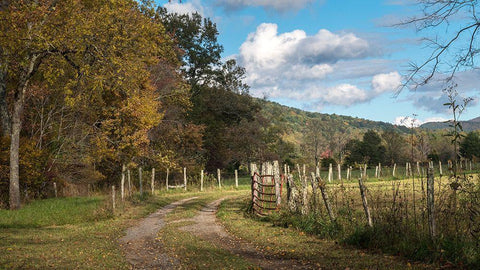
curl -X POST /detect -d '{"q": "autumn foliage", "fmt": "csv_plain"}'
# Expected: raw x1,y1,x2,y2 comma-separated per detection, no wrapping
0,0,285,208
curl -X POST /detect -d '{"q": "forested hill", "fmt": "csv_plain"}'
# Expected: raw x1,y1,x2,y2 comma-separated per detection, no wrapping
259,99,410,135
420,117,480,132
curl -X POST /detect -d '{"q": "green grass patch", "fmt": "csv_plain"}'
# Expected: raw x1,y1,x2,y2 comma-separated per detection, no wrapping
0,191,200,269
0,197,107,228
217,197,430,269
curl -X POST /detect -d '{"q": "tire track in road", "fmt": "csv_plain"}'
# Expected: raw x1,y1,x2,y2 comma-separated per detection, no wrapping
120,197,197,269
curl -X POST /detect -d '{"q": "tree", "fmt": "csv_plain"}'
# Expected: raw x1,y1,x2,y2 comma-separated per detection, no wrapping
382,129,406,165
302,118,326,166
158,10,276,171
344,139,364,166
345,130,386,167
400,0,480,89
362,130,386,166
0,0,173,209
157,9,223,91
460,132,480,160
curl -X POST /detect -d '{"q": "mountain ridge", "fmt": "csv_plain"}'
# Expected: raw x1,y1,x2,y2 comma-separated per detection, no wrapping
420,117,480,131
259,99,411,135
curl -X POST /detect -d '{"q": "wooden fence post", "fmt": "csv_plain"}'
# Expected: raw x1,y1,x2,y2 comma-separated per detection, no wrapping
127,169,131,196
363,164,368,179
121,164,125,201
310,172,318,211
165,168,169,190
151,168,155,195
328,163,333,182
235,169,238,188
406,162,409,177
274,161,281,207
200,169,204,191
378,163,382,178
139,167,143,195
375,166,378,178
358,177,373,227
184,167,187,191
393,163,396,177
427,167,436,239
417,161,421,177
318,177,335,222
54,182,57,198
296,164,302,183
302,164,306,180
112,185,116,212
217,169,221,188
286,174,297,212
439,161,443,175
301,165,308,215
337,164,341,180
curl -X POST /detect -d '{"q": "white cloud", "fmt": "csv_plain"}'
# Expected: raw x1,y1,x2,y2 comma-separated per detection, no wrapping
394,116,422,127
239,24,372,69
164,0,205,16
324,84,369,106
424,117,449,123
394,116,451,127
215,0,316,12
238,23,374,90
371,71,402,94
236,23,402,108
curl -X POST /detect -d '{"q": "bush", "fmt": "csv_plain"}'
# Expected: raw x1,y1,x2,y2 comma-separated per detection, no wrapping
0,137,58,208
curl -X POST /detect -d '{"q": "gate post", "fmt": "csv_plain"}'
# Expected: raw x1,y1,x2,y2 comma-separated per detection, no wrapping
273,160,281,207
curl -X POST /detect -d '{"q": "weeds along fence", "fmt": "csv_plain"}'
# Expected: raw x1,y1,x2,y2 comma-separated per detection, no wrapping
280,161,480,266
314,160,480,182
109,166,251,198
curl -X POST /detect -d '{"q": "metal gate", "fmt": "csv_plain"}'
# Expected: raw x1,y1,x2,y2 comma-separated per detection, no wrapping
251,172,283,215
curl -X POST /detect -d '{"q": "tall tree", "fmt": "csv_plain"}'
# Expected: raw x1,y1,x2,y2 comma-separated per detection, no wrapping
158,10,275,171
345,130,386,167
0,0,173,209
382,129,406,166
157,9,223,91
460,131,480,160
302,118,326,166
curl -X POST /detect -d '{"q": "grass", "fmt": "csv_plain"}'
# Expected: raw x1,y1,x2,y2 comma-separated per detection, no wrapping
0,192,195,269
217,197,433,269
157,190,255,269
2,173,475,269
0,188,253,269
263,172,480,268
0,197,110,228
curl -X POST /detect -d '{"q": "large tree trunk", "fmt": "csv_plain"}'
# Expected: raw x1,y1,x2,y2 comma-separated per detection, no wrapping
9,89,24,209
9,54,39,210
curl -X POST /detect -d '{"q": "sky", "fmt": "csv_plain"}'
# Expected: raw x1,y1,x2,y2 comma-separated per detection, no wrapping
159,0,480,126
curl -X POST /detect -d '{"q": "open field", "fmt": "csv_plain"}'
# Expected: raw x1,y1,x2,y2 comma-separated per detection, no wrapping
1,172,478,269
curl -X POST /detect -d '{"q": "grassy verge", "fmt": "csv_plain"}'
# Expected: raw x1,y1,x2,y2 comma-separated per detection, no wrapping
217,197,434,269
0,191,193,269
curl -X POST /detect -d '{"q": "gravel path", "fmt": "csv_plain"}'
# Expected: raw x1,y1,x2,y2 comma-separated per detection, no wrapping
119,197,197,269
180,198,317,269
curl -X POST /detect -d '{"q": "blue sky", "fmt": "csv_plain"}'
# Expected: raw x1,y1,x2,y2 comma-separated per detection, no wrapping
160,0,480,126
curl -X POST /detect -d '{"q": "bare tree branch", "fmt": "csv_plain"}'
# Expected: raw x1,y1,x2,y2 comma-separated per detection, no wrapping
397,0,480,92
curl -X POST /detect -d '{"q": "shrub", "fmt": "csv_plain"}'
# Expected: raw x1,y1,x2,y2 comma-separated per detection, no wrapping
0,137,58,208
